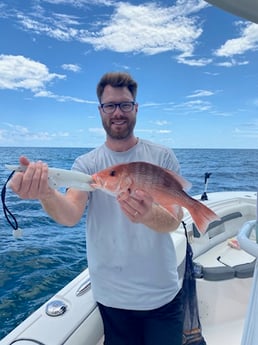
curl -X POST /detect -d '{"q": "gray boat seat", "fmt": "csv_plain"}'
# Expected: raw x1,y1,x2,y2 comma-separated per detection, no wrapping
194,260,255,281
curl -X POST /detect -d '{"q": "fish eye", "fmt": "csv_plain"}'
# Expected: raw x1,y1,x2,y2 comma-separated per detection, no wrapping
110,170,116,176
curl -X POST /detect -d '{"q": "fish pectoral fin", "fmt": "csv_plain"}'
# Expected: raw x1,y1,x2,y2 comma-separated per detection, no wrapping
117,176,134,197
157,203,181,220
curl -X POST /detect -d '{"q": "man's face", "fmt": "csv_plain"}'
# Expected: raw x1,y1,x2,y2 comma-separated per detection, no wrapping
99,85,138,140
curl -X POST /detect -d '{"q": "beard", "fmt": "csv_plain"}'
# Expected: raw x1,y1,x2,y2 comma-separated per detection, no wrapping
102,116,136,140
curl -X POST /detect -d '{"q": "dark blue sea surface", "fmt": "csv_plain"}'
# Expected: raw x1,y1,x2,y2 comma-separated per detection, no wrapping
0,147,258,339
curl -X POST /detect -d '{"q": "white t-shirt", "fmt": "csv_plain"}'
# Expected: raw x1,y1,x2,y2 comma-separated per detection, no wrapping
72,139,181,310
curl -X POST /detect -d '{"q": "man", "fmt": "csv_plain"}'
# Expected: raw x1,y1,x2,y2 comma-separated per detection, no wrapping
10,72,184,345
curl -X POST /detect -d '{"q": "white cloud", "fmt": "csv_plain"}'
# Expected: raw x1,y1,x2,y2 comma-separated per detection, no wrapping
187,89,215,98
61,63,81,72
88,127,105,135
35,90,97,103
177,55,212,66
215,22,258,57
9,1,209,62
216,59,249,67
141,102,175,108
0,123,70,145
3,0,257,68
18,14,81,41
0,55,98,103
153,120,171,126
0,55,65,92
84,2,204,56
158,130,172,134
177,99,212,112
42,0,114,6
233,120,258,138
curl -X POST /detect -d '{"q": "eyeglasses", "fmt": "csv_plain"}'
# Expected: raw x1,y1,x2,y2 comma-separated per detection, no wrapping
100,101,135,114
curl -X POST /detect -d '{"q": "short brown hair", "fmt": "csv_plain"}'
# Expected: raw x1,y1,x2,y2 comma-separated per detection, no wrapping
96,72,138,102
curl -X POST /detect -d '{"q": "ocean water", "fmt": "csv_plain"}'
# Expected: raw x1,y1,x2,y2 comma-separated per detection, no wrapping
0,147,258,339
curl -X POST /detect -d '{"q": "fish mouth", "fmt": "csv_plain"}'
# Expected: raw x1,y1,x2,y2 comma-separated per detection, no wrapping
90,174,104,189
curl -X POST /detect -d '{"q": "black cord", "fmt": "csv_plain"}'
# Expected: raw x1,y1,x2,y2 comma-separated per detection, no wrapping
11,339,46,345
182,220,189,242
1,171,19,230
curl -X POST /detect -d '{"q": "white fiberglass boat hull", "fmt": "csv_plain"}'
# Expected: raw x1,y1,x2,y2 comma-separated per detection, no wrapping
1,191,257,345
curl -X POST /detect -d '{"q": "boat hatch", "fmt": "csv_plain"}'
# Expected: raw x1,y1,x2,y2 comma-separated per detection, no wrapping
45,299,68,317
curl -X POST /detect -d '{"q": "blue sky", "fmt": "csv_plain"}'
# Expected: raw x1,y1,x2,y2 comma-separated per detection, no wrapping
0,0,258,149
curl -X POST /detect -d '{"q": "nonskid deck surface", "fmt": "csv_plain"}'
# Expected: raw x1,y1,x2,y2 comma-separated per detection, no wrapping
195,237,254,268
203,319,244,345
196,276,251,345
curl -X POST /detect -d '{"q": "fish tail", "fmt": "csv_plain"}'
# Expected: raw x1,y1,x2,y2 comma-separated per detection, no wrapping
188,199,220,234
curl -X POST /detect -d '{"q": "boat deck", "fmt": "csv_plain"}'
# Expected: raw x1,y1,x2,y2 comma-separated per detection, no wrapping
196,239,254,268
203,319,244,345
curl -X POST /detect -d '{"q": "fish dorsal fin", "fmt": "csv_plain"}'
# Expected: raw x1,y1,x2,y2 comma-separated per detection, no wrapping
164,169,192,191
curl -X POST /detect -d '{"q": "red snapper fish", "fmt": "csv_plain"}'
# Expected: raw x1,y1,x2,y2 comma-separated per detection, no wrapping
91,161,219,233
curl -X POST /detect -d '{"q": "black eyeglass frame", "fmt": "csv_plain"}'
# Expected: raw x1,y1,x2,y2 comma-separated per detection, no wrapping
100,101,136,114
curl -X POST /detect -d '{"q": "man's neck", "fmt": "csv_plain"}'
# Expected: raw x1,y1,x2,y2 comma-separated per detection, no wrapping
105,136,139,152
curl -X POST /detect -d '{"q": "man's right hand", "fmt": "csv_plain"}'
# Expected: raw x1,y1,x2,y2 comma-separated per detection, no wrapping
9,156,54,200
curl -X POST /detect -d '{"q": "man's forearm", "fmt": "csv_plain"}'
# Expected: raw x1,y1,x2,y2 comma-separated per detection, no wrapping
40,189,87,226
